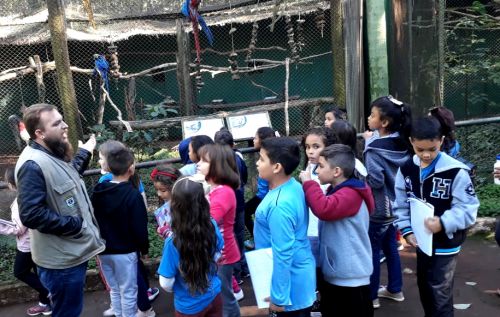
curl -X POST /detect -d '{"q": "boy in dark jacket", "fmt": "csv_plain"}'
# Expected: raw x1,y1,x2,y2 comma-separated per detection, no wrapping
92,144,149,317
394,117,479,317
300,144,375,317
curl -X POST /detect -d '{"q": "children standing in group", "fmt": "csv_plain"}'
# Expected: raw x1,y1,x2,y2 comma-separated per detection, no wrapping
254,137,316,316
394,117,479,316
158,176,224,317
92,143,149,317
0,168,51,316
300,144,375,317
301,127,337,264
244,127,277,249
150,164,182,239
180,135,214,176
363,95,412,309
197,144,241,317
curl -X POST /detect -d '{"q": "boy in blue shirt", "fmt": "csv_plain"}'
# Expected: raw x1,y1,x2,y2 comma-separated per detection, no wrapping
254,137,316,316
394,117,479,317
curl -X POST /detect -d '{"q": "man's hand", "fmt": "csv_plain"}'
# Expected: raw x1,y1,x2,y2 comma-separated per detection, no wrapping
404,233,418,248
78,134,96,153
425,216,442,233
264,297,285,312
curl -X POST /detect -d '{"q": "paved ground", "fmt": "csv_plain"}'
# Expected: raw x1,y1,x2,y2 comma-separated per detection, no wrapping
1,236,499,316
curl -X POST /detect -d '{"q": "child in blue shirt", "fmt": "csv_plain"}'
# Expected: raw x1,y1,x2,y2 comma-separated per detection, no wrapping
394,117,479,317
254,137,316,316
158,176,224,316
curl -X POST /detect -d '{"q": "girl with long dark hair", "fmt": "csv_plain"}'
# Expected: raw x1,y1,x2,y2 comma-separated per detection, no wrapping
158,176,224,316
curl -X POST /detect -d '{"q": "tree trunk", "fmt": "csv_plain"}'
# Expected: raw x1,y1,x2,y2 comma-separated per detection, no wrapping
365,0,389,102
47,0,83,147
330,0,346,108
176,19,195,116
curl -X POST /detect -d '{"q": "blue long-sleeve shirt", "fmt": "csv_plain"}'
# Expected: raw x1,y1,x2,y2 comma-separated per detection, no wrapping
254,178,316,311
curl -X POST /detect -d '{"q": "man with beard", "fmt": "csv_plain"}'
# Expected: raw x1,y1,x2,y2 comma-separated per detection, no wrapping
15,104,105,317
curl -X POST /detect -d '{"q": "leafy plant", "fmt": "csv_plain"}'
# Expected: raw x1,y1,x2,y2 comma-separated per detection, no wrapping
476,184,500,217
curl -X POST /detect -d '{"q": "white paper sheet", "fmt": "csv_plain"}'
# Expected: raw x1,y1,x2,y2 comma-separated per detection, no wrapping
409,197,434,256
245,248,273,309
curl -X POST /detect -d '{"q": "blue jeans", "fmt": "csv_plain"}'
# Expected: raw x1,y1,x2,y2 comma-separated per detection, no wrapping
233,205,249,280
218,264,241,317
369,222,402,300
99,252,138,317
37,261,88,317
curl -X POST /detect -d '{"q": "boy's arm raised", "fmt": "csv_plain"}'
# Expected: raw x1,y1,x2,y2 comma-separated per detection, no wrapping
302,181,361,221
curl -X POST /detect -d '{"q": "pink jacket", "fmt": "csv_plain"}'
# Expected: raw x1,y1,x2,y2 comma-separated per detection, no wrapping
208,185,240,265
0,199,31,252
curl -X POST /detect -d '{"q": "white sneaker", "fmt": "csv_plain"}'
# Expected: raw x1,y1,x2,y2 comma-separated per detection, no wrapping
103,306,115,316
137,307,156,317
378,286,405,301
234,289,244,301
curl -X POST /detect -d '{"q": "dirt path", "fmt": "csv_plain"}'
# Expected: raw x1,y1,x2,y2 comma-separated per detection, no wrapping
1,236,499,316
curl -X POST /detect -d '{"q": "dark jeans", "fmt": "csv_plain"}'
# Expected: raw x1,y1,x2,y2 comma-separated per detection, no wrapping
417,250,457,317
38,261,88,317
269,306,312,317
137,256,152,311
233,206,249,280
14,250,50,305
244,195,262,236
319,282,373,317
369,222,403,299
495,218,500,247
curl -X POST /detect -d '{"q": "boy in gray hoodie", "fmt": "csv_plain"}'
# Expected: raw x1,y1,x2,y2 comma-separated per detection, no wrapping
394,117,479,317
301,144,375,317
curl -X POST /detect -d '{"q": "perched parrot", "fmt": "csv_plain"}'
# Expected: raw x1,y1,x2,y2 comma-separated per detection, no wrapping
181,0,214,63
93,54,110,92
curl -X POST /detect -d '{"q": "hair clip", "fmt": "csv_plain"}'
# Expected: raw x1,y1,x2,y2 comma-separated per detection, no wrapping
172,173,211,195
387,95,403,106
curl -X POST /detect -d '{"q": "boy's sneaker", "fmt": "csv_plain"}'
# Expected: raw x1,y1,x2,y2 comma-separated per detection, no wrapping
244,239,255,250
234,289,244,301
27,303,52,316
378,286,405,301
103,306,115,316
372,298,380,309
147,287,160,302
137,308,156,317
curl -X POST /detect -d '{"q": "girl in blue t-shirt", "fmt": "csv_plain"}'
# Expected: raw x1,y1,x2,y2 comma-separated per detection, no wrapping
158,176,224,316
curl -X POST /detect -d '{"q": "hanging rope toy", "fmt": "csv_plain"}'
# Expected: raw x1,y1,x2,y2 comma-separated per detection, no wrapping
107,43,122,80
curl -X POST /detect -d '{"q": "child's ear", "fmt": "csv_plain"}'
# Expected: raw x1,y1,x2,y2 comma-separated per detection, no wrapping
272,162,283,175
381,119,390,128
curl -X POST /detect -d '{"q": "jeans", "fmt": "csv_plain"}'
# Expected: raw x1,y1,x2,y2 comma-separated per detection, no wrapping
417,250,457,317
37,261,88,317
269,306,312,317
244,195,262,237
218,264,241,317
369,222,402,299
99,253,138,317
233,206,249,280
14,250,50,305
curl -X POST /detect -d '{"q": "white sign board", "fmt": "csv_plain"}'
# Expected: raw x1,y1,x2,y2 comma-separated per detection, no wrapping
226,112,271,140
246,248,273,309
182,118,225,139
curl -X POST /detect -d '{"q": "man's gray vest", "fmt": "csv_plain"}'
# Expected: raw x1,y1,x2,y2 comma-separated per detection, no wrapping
15,146,105,269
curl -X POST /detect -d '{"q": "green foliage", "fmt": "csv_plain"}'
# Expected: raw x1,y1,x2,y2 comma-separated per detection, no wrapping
476,184,500,217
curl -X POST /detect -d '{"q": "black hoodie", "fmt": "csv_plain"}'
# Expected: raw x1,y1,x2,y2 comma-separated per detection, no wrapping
91,181,149,255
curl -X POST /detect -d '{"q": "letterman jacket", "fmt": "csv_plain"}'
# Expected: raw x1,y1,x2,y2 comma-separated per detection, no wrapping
393,152,479,256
